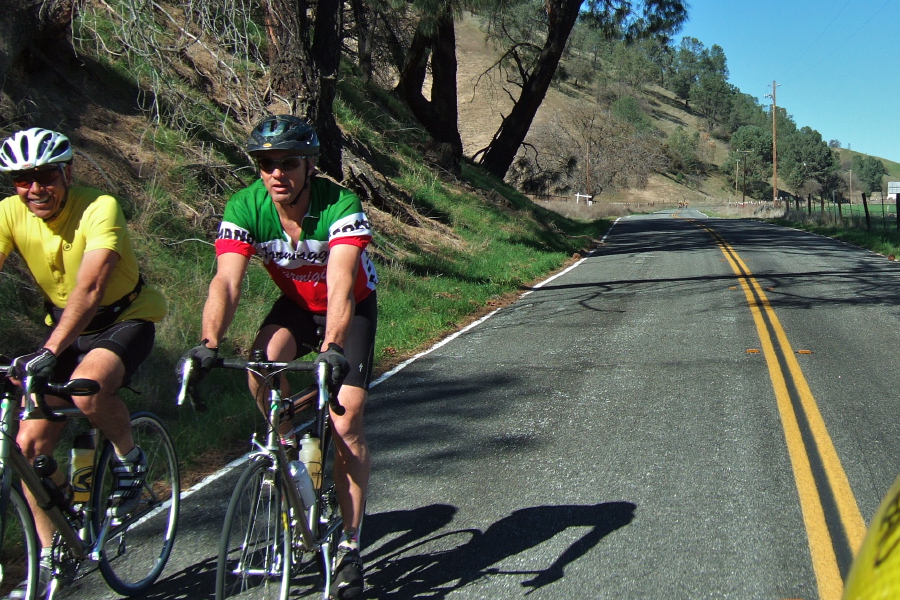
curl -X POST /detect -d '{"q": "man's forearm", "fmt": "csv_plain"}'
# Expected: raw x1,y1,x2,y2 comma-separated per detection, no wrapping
43,286,104,354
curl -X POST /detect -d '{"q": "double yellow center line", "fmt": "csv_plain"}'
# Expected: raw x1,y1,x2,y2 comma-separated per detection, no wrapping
699,222,866,599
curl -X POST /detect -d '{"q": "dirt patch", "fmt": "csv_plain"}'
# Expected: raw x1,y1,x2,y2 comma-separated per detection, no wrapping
181,439,250,490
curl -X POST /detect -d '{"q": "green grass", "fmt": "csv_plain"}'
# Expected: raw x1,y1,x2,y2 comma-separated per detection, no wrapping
776,206,900,259
0,59,609,479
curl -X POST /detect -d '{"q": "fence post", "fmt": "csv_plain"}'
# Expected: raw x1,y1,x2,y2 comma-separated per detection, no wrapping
861,192,871,231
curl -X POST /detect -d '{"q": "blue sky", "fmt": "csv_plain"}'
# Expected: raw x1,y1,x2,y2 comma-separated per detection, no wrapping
677,0,899,164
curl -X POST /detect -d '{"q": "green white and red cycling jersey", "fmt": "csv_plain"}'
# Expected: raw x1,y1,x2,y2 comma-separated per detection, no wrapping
215,177,377,313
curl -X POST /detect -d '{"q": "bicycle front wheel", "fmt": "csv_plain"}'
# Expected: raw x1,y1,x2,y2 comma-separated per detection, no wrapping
313,429,342,584
0,483,39,600
93,412,180,595
217,458,291,600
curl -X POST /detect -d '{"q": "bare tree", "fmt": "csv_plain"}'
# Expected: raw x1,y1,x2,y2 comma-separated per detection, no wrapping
476,0,687,180
509,104,666,196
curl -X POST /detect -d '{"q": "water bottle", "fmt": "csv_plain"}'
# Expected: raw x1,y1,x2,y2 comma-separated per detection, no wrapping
288,460,317,507
33,455,73,513
297,434,322,489
70,429,96,504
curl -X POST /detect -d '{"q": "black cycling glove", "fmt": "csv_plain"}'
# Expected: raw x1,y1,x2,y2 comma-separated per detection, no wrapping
12,348,56,379
184,340,218,373
316,343,349,391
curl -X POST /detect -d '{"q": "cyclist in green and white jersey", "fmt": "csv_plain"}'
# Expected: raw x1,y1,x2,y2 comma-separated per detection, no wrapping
185,115,376,599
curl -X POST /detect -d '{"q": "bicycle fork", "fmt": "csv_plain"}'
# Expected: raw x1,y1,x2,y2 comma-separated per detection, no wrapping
250,436,317,549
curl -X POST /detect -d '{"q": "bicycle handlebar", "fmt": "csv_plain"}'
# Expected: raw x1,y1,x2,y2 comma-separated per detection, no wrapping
176,355,345,416
0,365,100,421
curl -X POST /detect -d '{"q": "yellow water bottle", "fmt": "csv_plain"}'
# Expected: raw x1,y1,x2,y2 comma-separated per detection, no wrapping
70,429,96,504
297,434,322,490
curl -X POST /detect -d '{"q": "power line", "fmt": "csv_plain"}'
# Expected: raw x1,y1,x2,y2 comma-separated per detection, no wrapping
783,0,852,80
765,81,781,203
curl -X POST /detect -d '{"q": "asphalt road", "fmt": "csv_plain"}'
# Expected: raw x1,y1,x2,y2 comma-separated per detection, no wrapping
65,210,900,599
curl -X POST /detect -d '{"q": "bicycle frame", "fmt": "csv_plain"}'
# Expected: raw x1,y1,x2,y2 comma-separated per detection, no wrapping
180,353,344,598
181,356,339,548
0,363,180,600
0,371,99,559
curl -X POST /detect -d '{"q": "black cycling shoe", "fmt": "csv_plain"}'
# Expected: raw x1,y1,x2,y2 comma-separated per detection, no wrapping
330,546,364,599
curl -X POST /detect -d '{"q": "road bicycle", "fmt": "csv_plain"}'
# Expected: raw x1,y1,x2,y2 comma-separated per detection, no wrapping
177,350,344,600
0,363,180,600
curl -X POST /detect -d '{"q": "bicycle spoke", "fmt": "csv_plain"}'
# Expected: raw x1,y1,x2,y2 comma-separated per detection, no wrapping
217,460,291,600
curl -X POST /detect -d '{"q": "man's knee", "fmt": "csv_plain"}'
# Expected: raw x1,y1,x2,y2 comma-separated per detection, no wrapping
17,426,57,461
253,325,298,360
332,388,367,441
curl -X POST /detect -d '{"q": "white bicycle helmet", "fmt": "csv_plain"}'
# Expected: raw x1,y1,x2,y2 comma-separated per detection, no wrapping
0,128,73,172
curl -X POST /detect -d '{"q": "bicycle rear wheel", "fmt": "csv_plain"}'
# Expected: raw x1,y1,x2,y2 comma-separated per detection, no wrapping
217,458,291,600
0,482,38,600
92,412,180,595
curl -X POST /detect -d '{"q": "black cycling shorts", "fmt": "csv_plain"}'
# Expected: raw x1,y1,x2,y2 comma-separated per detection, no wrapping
52,320,156,387
259,292,377,390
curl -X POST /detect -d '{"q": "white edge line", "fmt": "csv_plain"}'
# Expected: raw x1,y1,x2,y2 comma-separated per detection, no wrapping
181,452,251,495
184,217,620,493
370,216,620,387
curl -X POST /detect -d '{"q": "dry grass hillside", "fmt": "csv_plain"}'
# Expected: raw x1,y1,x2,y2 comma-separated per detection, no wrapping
452,13,758,217
0,9,771,227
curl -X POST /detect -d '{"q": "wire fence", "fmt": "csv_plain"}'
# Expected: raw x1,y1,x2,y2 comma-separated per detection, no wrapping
783,197,900,233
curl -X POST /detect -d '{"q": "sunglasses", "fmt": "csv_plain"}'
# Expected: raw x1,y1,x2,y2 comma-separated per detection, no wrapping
256,156,305,173
11,168,62,188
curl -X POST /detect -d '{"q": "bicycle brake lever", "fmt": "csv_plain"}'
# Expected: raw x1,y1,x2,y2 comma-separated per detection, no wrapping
176,357,195,407
24,376,66,422
176,358,207,412
316,361,345,416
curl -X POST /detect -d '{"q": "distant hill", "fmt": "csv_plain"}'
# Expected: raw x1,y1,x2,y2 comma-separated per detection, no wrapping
454,13,898,207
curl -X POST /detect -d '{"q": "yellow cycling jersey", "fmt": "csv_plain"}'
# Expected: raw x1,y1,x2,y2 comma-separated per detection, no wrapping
843,472,900,599
0,186,165,325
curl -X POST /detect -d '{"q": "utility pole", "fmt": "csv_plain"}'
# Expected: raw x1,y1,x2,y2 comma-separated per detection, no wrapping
737,149,751,203
586,141,591,200
765,81,780,203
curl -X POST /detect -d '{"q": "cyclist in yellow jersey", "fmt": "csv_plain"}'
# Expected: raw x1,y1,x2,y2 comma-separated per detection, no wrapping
843,472,900,599
0,128,166,599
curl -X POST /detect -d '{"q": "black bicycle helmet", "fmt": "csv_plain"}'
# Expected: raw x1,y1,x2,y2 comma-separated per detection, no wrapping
247,115,320,156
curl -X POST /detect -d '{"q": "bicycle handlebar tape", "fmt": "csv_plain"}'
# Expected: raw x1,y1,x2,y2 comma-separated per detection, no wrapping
843,472,900,599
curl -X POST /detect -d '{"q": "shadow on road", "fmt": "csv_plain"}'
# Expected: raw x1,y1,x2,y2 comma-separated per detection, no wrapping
363,501,636,598
126,556,217,600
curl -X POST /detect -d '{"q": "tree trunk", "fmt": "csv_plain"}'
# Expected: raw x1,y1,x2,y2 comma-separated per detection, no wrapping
310,0,343,177
395,3,463,173
477,0,581,179
266,0,316,113
349,0,375,83
265,0,343,179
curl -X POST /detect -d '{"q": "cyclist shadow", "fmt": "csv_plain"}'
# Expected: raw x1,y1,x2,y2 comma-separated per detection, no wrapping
112,556,218,600
364,501,636,598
